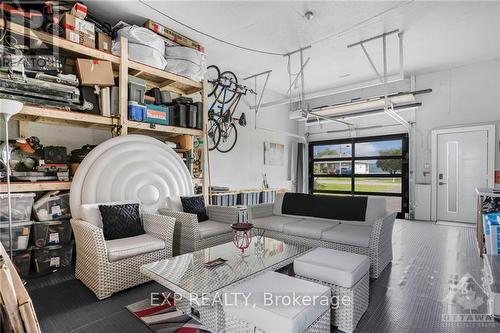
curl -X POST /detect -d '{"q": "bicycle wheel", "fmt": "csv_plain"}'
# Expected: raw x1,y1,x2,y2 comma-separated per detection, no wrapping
207,118,221,151
206,65,220,97
216,71,238,104
216,123,238,153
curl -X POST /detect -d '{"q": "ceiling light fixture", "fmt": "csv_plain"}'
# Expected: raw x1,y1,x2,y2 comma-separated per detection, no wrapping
304,11,314,21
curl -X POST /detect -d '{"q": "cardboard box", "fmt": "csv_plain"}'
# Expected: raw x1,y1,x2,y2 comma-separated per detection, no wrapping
144,19,204,53
96,32,112,53
70,2,88,19
170,135,193,150
75,59,114,87
61,13,95,49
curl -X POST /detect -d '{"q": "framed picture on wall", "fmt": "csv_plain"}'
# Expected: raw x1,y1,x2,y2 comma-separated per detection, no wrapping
264,142,285,166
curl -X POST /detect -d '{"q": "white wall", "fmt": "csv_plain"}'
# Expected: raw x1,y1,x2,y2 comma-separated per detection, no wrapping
300,58,500,219
208,92,300,190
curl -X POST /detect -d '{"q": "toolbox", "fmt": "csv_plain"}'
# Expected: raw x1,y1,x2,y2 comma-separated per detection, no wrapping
145,104,169,125
128,102,146,122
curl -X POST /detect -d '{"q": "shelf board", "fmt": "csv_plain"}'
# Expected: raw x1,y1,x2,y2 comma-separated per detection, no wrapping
127,121,203,136
13,105,118,129
1,20,120,64
0,181,71,193
128,61,202,96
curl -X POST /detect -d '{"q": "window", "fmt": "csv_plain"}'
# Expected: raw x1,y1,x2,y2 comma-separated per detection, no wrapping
309,134,409,218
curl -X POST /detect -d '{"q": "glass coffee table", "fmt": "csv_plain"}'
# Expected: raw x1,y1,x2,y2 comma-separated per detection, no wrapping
141,236,311,332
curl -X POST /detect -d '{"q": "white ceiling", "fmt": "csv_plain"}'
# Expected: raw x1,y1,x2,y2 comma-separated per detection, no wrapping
87,1,500,98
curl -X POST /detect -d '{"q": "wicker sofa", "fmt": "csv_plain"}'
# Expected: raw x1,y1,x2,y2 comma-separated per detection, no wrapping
159,205,240,254
248,193,396,278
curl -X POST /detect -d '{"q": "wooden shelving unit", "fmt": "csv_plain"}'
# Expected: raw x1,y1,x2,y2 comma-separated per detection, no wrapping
0,20,209,195
0,181,71,193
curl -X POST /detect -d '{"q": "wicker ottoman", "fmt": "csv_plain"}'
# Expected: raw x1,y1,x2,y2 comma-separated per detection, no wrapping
223,271,331,333
294,247,370,333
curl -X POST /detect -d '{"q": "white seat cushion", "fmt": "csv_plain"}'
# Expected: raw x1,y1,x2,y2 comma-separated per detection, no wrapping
294,247,370,288
199,220,231,239
80,200,140,228
321,223,372,247
106,234,165,262
223,271,330,333
252,215,303,232
283,218,339,239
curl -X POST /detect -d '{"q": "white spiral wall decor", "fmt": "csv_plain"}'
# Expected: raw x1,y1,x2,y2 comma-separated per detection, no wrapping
70,135,194,218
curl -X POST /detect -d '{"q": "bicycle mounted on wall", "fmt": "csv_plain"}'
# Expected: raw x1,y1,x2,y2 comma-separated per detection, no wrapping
206,65,256,153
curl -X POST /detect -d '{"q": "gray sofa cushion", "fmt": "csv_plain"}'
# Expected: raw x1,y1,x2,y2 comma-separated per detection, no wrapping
283,218,340,239
252,215,303,232
320,224,372,247
106,234,165,262
281,193,368,221
199,220,231,239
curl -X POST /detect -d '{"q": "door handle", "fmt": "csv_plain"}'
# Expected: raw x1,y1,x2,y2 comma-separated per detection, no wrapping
439,182,447,185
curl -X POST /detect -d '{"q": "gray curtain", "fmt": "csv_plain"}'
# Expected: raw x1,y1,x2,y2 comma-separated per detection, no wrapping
296,142,305,193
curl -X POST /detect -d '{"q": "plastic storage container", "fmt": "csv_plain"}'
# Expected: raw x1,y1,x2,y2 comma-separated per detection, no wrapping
210,192,238,206
260,190,277,204
31,220,72,247
172,104,187,127
32,241,74,275
33,191,71,221
128,102,146,121
0,193,35,222
237,191,261,206
145,104,169,125
12,248,31,277
0,221,33,250
128,75,146,104
186,104,197,128
484,213,500,255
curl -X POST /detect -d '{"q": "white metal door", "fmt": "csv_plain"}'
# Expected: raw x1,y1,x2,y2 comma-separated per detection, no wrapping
437,130,488,223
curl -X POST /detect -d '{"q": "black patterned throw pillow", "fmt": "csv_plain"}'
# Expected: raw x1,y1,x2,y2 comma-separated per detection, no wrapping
99,203,145,240
181,196,209,222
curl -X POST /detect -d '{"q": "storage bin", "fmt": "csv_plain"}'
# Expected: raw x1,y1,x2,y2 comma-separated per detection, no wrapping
145,104,169,125
128,75,146,104
0,221,33,250
12,248,31,277
484,213,500,255
0,193,35,222
210,192,238,206
128,102,146,121
186,104,197,128
33,191,71,221
237,191,261,206
260,190,277,204
32,241,74,274
172,104,187,127
31,220,72,247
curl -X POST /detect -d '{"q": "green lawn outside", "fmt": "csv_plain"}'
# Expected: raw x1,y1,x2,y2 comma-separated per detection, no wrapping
314,177,401,193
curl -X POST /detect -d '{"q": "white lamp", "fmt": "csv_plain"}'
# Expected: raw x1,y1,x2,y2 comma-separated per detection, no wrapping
0,99,24,258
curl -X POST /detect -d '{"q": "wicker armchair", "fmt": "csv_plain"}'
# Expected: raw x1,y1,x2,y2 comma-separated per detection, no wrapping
71,213,175,300
159,205,239,255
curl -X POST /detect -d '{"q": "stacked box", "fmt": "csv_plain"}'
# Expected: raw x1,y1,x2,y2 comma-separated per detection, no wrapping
0,221,32,251
260,190,277,204
32,241,74,275
237,191,261,206
145,104,169,125
210,192,238,206
31,220,72,248
12,248,32,277
484,213,500,255
33,192,71,221
0,193,35,222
